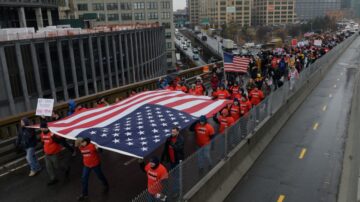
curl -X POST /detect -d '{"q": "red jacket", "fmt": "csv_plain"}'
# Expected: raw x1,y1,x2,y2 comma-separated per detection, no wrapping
218,115,235,133
41,132,62,155
249,89,264,106
213,89,230,99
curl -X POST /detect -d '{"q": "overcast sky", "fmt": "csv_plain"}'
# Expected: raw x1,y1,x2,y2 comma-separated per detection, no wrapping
173,0,186,11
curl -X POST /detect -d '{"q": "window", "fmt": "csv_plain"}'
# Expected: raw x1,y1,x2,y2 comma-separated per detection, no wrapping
162,22,171,28
92,3,104,11
162,12,170,19
107,3,118,10
166,42,172,49
77,4,88,11
148,12,158,20
167,52,172,59
161,1,171,9
107,14,119,21
134,2,145,10
121,13,132,21
165,32,171,39
147,2,158,9
98,13,106,21
134,13,145,20
120,3,131,10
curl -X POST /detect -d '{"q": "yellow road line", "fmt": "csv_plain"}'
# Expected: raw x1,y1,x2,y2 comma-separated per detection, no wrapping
299,148,307,159
313,122,319,130
277,195,286,202
322,105,327,111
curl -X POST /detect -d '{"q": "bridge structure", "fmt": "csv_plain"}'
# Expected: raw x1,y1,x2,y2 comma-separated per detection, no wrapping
0,33,360,202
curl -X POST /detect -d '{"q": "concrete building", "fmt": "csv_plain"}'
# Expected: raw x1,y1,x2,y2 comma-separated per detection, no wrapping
295,0,341,20
0,26,167,118
189,0,252,28
351,0,360,17
0,0,61,29
73,0,175,70
253,0,296,26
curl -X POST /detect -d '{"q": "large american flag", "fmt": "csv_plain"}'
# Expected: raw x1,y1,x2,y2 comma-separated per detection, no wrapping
48,90,230,158
223,52,250,73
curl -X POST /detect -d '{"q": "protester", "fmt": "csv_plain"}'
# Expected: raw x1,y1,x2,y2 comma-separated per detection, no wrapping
40,121,69,185
289,66,300,91
213,109,235,134
190,115,215,171
76,137,109,201
139,157,168,201
229,98,241,121
16,118,41,177
212,84,230,99
249,87,264,106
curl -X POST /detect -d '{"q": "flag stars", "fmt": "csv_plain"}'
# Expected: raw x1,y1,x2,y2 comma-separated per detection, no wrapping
153,139,161,143
138,131,145,135
112,133,120,137
170,117,176,120
125,127,131,131
126,138,133,142
164,129,170,133
127,142,134,146
141,141,148,145
152,129,159,133
173,122,179,125
141,147,148,151
90,131,96,135
125,132,132,136
101,133,108,137
160,118,166,122
112,139,120,144
139,137,147,141
161,123,168,127
151,123,157,127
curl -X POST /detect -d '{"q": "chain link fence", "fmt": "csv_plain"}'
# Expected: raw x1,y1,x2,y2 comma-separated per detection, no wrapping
132,33,358,202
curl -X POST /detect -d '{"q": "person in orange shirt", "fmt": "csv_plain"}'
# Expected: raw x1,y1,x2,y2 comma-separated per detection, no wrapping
230,82,241,99
249,87,264,106
188,84,197,95
175,82,188,93
240,96,252,117
140,157,168,201
190,115,215,170
76,137,109,201
40,121,67,186
195,80,206,95
230,98,241,121
212,84,230,99
213,109,235,134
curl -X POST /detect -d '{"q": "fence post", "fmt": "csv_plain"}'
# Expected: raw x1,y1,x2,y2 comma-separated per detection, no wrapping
179,160,183,200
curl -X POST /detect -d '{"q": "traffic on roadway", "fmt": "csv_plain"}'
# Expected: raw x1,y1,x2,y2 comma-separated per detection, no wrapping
174,31,207,66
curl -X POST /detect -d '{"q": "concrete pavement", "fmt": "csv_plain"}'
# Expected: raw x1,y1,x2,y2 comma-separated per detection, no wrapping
225,36,360,202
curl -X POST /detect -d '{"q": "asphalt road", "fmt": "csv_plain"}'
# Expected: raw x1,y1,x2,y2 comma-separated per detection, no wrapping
175,33,207,66
225,36,360,202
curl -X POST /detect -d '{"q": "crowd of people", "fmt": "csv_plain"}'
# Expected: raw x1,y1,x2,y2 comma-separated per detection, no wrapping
14,30,352,201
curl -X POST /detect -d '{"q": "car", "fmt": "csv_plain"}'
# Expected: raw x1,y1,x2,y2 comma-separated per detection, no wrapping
183,45,188,50
201,36,207,41
192,48,199,54
193,54,199,60
187,41,191,47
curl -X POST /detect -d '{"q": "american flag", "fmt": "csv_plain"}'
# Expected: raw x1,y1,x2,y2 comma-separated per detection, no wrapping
48,90,230,158
223,52,250,73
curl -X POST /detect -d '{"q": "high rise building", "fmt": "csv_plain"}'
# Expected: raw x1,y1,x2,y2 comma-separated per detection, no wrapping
295,0,341,20
351,0,360,17
73,0,175,70
0,0,60,29
252,0,295,26
188,0,252,28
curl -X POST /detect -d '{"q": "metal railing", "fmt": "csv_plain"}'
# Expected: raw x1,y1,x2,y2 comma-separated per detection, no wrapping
0,62,220,166
131,34,358,202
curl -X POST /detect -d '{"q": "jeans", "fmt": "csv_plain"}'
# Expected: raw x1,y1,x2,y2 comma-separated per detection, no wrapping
197,145,212,170
45,154,59,180
81,164,109,196
25,147,41,172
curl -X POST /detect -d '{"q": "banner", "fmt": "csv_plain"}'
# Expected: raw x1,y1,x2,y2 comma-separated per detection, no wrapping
226,6,236,13
36,98,54,117
314,40,322,46
291,39,298,46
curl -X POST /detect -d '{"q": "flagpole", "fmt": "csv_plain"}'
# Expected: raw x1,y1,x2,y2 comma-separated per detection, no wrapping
222,51,227,86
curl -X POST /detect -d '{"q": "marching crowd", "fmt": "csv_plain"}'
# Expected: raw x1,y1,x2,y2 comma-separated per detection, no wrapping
14,31,352,201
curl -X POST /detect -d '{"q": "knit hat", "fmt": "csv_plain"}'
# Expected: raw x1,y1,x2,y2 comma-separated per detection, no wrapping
199,115,207,123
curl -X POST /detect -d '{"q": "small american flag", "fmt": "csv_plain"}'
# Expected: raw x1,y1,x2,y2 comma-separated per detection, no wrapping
224,52,250,73
48,90,230,158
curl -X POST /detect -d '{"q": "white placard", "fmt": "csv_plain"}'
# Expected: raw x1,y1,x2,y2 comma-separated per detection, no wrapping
36,98,54,117
176,53,180,60
314,40,322,46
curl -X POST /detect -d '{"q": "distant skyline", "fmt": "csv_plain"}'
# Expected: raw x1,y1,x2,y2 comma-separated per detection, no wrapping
173,0,186,11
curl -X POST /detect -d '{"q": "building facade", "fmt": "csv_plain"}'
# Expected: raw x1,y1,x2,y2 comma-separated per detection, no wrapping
189,0,252,28
188,0,200,26
252,0,296,26
0,26,167,118
73,0,175,70
0,0,61,29
295,0,341,20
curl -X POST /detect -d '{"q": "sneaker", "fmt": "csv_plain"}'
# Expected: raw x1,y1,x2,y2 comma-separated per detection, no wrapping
47,179,59,186
77,195,88,201
29,170,37,177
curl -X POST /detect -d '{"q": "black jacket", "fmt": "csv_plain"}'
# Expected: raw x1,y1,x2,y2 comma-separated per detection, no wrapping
161,135,184,164
16,127,37,149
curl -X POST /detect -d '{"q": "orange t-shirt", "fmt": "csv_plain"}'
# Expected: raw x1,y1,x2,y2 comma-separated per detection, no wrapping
240,100,252,115
80,143,100,168
145,163,168,195
195,123,215,147
218,116,235,133
230,105,241,120
249,89,264,106
41,132,62,155
214,90,230,99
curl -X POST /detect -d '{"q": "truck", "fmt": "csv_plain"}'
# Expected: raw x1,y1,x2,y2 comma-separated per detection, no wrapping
194,26,201,34
222,39,234,50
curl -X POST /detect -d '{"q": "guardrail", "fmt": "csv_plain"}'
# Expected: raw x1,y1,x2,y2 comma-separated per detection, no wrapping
0,62,221,167
131,34,358,202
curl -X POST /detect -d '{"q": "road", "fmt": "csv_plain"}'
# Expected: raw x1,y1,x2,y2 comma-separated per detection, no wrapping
195,32,223,56
225,36,360,202
175,32,207,66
